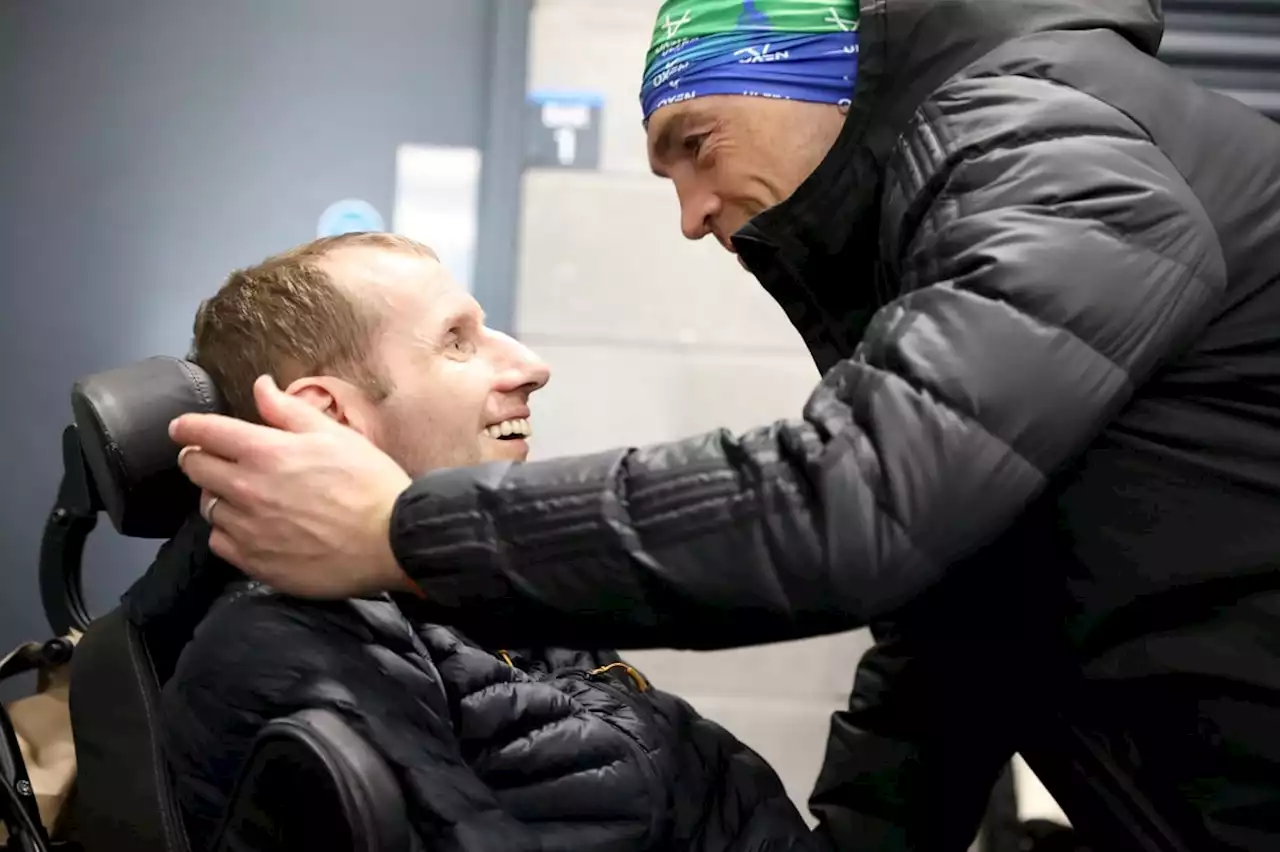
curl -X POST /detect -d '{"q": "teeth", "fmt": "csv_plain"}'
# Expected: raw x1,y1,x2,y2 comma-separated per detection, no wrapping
484,418,531,439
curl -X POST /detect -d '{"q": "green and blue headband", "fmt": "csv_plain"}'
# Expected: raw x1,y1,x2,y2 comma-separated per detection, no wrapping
640,0,859,121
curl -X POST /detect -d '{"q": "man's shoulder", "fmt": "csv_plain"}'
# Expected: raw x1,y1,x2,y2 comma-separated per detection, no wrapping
909,42,1143,166
164,587,405,712
915,27,1174,155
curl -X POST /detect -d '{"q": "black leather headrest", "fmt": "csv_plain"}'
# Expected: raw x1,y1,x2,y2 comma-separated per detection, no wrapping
70,356,226,539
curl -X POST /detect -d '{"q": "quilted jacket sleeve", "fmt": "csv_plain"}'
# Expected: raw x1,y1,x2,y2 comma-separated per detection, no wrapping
392,85,1226,651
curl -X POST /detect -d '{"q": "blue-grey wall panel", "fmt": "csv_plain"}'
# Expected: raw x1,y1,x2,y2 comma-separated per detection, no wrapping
0,0,499,662
474,0,533,337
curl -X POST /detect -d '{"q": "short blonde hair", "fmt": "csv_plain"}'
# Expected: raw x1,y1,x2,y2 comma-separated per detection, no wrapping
190,232,435,422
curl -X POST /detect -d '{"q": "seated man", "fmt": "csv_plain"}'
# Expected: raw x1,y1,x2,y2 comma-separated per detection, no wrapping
123,232,817,852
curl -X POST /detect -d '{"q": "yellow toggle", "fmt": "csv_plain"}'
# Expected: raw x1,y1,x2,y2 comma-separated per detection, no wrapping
589,661,649,692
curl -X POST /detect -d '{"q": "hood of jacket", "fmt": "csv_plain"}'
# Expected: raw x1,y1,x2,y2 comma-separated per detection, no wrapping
733,0,1164,373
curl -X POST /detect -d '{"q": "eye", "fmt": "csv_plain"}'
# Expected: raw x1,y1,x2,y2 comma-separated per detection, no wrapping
444,328,476,356
683,133,709,156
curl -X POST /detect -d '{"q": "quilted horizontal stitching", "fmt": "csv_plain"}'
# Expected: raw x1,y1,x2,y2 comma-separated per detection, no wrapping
900,206,1211,380
415,508,485,529
863,302,1046,483
914,137,1197,271
821,322,993,568
889,66,1155,261
629,467,738,503
497,492,604,516
468,708,576,746
631,490,754,532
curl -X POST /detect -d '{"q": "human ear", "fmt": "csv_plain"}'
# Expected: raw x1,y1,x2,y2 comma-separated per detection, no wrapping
285,376,382,442
286,380,340,421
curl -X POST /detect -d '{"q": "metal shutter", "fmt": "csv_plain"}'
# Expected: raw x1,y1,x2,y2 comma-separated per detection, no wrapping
1160,0,1280,121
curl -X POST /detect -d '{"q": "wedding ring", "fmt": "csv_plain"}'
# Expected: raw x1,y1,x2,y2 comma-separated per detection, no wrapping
203,494,221,525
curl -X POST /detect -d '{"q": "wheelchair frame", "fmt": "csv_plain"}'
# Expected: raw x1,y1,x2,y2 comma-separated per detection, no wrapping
2,419,411,852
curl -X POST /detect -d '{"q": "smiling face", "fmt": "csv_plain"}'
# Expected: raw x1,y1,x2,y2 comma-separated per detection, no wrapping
646,95,846,252
290,245,550,476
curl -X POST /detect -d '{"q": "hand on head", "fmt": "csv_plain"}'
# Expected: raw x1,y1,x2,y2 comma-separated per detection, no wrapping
171,374,416,598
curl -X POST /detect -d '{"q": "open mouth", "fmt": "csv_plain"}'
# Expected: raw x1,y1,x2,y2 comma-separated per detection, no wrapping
484,418,531,441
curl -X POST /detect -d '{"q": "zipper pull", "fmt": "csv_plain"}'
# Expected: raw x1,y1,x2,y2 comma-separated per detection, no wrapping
588,661,649,692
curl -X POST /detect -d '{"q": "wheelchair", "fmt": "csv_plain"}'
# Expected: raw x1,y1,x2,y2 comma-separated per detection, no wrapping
1,356,1075,852
1,356,412,852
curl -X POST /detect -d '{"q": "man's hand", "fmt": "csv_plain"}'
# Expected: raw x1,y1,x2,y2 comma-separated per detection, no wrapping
170,375,416,598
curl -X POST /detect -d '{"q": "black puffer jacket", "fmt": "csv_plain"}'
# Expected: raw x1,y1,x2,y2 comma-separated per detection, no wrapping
373,2,1280,851
127,518,816,852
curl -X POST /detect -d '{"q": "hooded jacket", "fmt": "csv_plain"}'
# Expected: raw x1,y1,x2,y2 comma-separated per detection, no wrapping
128,518,817,852
374,2,1280,850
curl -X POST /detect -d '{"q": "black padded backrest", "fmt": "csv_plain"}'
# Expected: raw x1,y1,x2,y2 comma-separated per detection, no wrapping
70,357,224,540
213,709,411,852
60,358,222,851
68,607,190,852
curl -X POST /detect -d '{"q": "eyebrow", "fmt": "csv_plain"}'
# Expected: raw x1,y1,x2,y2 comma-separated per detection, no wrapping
439,304,485,333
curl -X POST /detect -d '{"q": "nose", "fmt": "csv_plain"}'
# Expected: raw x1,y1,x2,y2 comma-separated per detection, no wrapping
674,176,720,242
488,329,550,394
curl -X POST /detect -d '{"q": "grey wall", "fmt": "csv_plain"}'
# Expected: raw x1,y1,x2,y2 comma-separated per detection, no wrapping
0,0,506,662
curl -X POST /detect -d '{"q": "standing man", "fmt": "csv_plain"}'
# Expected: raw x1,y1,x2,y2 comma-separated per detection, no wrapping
171,1,1280,849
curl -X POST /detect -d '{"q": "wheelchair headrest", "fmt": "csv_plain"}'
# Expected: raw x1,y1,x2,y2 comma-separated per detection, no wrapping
70,356,226,539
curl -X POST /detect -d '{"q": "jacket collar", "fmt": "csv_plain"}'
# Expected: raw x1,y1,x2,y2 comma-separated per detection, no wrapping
732,0,1163,373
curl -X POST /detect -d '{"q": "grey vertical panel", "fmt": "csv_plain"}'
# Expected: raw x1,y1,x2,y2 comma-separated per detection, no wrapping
473,0,534,336
0,0,493,675
1160,0,1280,120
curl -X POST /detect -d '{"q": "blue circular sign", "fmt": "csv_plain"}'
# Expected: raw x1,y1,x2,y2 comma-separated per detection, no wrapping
317,198,385,238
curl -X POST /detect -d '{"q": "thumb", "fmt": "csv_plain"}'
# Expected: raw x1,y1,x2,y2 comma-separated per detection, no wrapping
253,374,343,434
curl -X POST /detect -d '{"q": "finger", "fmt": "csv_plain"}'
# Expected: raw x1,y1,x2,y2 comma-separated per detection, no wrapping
202,493,249,534
254,374,345,435
205,499,255,566
198,490,224,524
208,525,250,574
177,446,243,498
169,412,280,462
